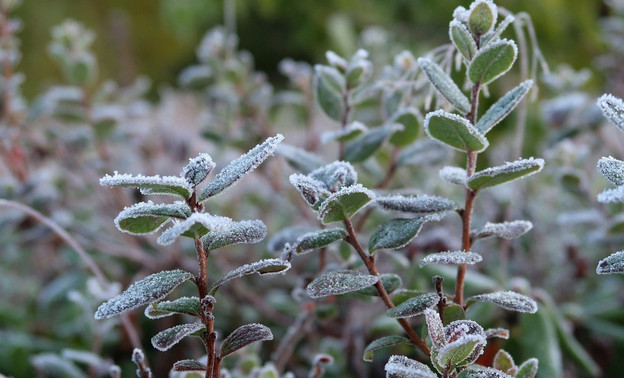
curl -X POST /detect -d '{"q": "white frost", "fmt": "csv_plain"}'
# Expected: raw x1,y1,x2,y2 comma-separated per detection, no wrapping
439,166,467,186
597,186,624,204
306,270,379,299
384,355,437,378
157,213,233,246
151,322,205,351
181,153,215,186
472,220,533,241
597,156,624,186
419,251,482,267
597,94,624,132
468,291,538,313
376,194,457,214
100,172,192,198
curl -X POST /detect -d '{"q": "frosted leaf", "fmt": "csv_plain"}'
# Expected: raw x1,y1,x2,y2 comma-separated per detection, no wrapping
306,270,379,299
376,194,457,215
95,270,193,319
424,308,445,349
209,258,291,294
418,58,470,114
157,213,233,245
114,201,191,235
467,158,544,190
597,94,624,132
468,0,497,37
309,161,358,191
424,110,488,152
144,296,201,319
109,365,121,378
597,186,624,203
597,156,624,186
419,251,482,267
267,226,314,253
30,354,84,378
199,134,284,200
476,80,533,134
369,217,432,253
326,50,348,70
516,358,539,378
172,359,207,372
384,355,437,378
472,220,533,241
100,172,192,199
220,323,273,358
493,350,516,375
597,250,624,274
314,65,346,121
287,228,346,254
181,153,215,186
386,292,438,318
397,139,449,167
321,121,368,144
389,109,421,147
202,219,266,250
343,124,403,163
468,39,517,85
449,20,477,61
317,184,375,224
482,15,515,46
435,334,486,370
289,173,330,206
363,336,408,362
440,166,467,186
356,274,402,296
277,144,324,174
485,328,510,340
467,291,538,313
151,322,205,351
456,366,514,378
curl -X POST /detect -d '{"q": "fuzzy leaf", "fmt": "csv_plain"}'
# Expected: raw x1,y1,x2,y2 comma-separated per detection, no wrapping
220,323,273,358
277,144,324,174
397,140,449,167
100,172,192,199
443,304,466,326
376,194,457,215
362,336,409,362
418,58,470,114
468,0,497,36
472,220,533,241
419,251,483,267
144,297,201,319
202,219,266,250
289,228,346,254
289,173,331,206
467,158,544,190
425,308,446,349
267,226,315,253
114,201,191,235
515,358,539,378
314,65,345,121
369,217,430,253
151,323,205,351
597,156,624,186
210,258,291,295
520,310,561,378
476,80,533,134
456,366,513,378
482,14,515,45
321,121,368,144
597,186,624,203
172,360,207,372
389,110,421,147
306,270,379,299
181,153,215,186
343,124,402,162
95,270,194,319
467,291,538,313
157,213,233,245
318,184,374,224
387,292,439,318
597,250,624,274
199,134,284,200
309,161,358,191
435,334,486,371
355,274,402,296
440,166,467,186
384,355,437,378
450,20,477,61
485,328,510,340
597,94,624,132
425,110,488,152
468,39,517,85
493,350,516,375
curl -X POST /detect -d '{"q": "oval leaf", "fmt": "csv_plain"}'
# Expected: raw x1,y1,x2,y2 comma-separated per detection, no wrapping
309,161,358,191
321,121,367,144
355,274,402,296
306,270,379,299
362,336,408,362
516,358,539,378
376,194,457,215
418,58,470,114
202,219,267,250
597,156,624,186
387,292,439,318
468,0,497,37
419,251,483,268
369,217,429,253
476,80,533,134
425,110,488,152
440,166,467,186
144,297,201,319
181,153,216,186
467,158,544,190
472,220,533,241
210,258,291,295
100,172,192,199
456,366,513,378
157,213,233,246
597,94,624,132
467,291,538,313
114,201,191,235
385,355,437,378
389,110,421,146
95,270,194,319
597,250,624,274
289,228,346,254
343,124,402,162
314,65,346,121
318,184,374,224
424,308,445,348
435,334,486,371
151,322,205,351
468,39,517,85
220,323,273,358
172,360,207,372
450,20,477,61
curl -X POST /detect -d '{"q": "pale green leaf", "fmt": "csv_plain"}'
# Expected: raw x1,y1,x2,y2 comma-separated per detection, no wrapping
467,158,544,190
113,201,190,235
157,213,233,245
597,156,624,186
435,334,486,371
597,250,624,274
376,194,457,215
439,166,467,186
221,323,273,358
306,270,379,298
493,350,516,375
386,292,438,318
289,228,346,254
418,58,470,114
144,297,201,319
450,20,477,61
515,358,539,378
419,251,482,268
318,184,374,224
100,172,192,199
597,94,624,132
467,291,538,313
210,258,291,295
456,366,513,378
476,80,533,134
151,322,205,351
355,274,402,296
321,121,367,144
468,40,517,85
363,336,409,362
468,0,497,37
384,355,437,378
277,144,324,174
389,110,421,147
472,220,533,241
425,110,488,152
343,124,402,162
314,65,345,121
202,219,266,250
369,217,430,253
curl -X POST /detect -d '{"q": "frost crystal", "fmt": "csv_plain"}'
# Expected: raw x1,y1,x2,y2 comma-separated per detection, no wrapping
440,166,467,185
267,226,314,253
485,328,510,340
597,94,624,132
172,359,207,372
456,366,514,378
306,270,379,299
144,296,201,319
472,220,533,241
597,156,624,186
317,184,375,224
387,292,439,318
151,322,205,351
202,219,267,250
468,291,538,313
113,201,191,235
100,172,193,198
597,186,624,203
467,157,544,190
181,153,215,186
288,228,346,254
210,258,291,294
384,355,437,378
321,121,368,144
376,194,457,215
309,161,358,191
424,308,445,349
277,144,324,173
289,173,330,206
424,110,489,152
221,323,273,358
157,213,233,246
418,58,471,114
597,250,624,275
419,251,483,268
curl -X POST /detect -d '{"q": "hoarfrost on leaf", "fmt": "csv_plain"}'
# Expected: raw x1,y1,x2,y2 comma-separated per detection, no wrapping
100,172,192,199
144,296,201,319
456,366,514,378
317,184,374,224
306,270,379,298
472,220,533,241
376,194,457,215
485,327,510,340
289,173,330,206
417,57,470,114
424,308,445,349
309,161,358,191
202,219,267,250
516,358,539,378
151,322,205,351
597,186,624,203
597,156,624,186
95,270,194,319
114,201,191,235
277,144,324,174
450,20,477,61
321,121,368,144
467,291,538,313
267,226,314,253
467,158,544,190
220,323,273,358
440,166,467,186
157,213,233,245
476,80,533,134
424,110,488,152
493,350,516,375
386,292,439,318
597,94,624,132
384,355,437,378
181,153,215,186
209,258,291,294
199,134,284,200
172,359,207,372
435,334,486,371
369,217,432,253
468,39,517,85
288,228,346,254
356,274,402,296
468,0,497,37
419,251,483,268
596,250,624,274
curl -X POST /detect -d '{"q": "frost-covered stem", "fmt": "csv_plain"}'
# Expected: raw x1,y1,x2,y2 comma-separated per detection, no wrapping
338,87,353,160
344,218,430,356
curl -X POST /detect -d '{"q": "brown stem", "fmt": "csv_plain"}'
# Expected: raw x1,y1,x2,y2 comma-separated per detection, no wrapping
213,356,221,378
195,239,209,300
343,218,430,356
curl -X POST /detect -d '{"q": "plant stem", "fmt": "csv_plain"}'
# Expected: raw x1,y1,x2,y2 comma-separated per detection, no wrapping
343,218,430,356
194,238,217,378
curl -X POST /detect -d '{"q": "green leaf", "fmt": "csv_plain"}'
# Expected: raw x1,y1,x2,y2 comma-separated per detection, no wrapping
144,297,201,319
202,219,266,250
468,0,497,37
597,156,624,186
114,201,191,235
493,350,516,375
467,158,544,190
355,274,402,296
209,258,291,295
439,166,467,186
515,359,539,378
151,322,205,351
95,270,194,319
343,124,402,162
597,186,624,203
472,220,533,241
424,110,488,152
384,355,438,378
482,15,515,46
424,308,445,348
476,80,533,134
199,134,284,200
157,213,233,245
314,65,346,121
419,251,482,268
520,310,562,378
369,217,430,253
467,291,538,313
435,334,486,371
321,121,367,144
456,366,513,378
172,360,207,372
443,304,466,326
389,110,421,147
306,270,379,299
309,161,358,191
386,292,438,318
468,39,517,85
318,184,374,224
418,58,470,114
221,323,273,358
100,172,192,199
597,94,624,132
363,336,409,362
277,144,324,174
289,228,346,254
376,194,457,215
450,20,477,61
181,153,215,186
597,251,624,274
